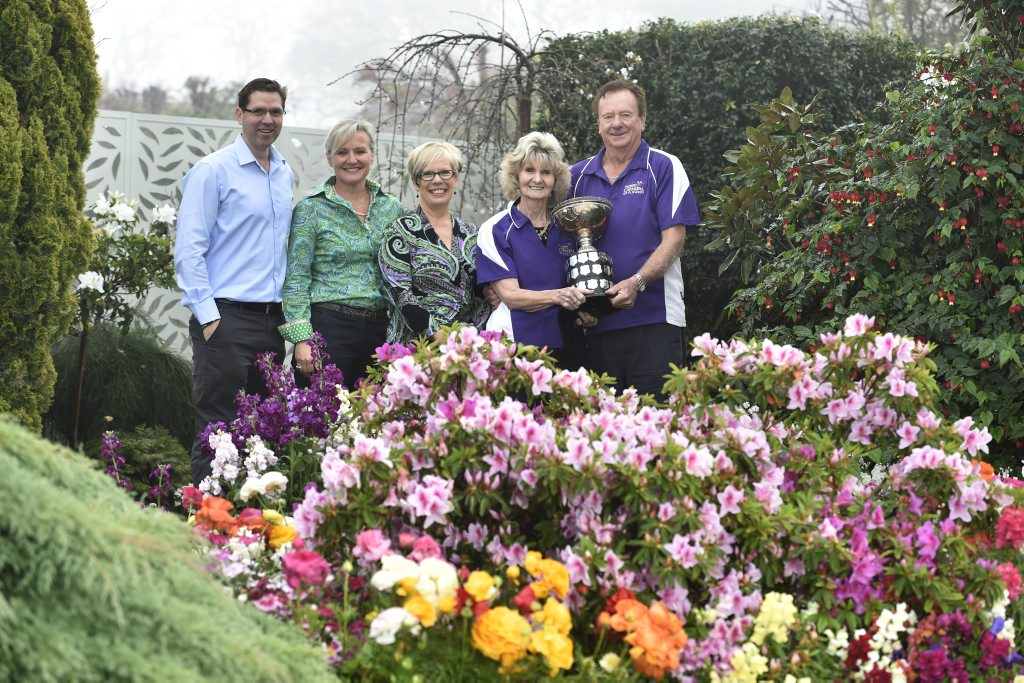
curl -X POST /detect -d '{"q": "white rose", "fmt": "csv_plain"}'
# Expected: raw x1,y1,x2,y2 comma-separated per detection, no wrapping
369,607,420,645
76,271,105,292
238,478,259,502
152,204,177,224
257,471,288,497
370,555,420,591
416,558,459,603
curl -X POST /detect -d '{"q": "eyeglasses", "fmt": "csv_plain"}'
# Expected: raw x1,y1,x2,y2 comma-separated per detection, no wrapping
417,169,457,181
243,107,286,118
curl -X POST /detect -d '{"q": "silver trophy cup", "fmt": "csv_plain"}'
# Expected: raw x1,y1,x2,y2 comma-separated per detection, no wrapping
552,196,615,316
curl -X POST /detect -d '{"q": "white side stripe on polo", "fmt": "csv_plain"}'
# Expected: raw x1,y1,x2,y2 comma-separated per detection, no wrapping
477,212,510,272
650,147,690,215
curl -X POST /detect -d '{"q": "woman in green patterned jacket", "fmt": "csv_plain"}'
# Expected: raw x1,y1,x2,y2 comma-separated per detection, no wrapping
378,142,491,343
279,120,403,387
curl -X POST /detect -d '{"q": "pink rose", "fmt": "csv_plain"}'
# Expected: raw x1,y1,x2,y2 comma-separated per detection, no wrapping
410,535,441,561
354,529,392,562
282,550,330,589
181,486,203,510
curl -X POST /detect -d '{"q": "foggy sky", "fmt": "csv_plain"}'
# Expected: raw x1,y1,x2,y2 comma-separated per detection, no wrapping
90,0,812,129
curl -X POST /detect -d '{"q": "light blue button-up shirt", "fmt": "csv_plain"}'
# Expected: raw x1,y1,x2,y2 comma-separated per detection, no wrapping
174,135,294,324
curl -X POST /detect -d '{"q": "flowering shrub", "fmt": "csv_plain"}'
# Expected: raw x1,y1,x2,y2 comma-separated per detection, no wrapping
66,192,179,447
705,43,1024,467
76,191,177,333
186,319,1024,679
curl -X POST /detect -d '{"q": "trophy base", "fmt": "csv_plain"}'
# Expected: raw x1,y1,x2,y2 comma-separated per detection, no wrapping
580,291,616,317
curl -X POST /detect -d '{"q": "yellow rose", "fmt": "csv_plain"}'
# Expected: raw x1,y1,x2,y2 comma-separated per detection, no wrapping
524,551,542,575
404,594,437,628
266,524,299,549
471,606,531,671
506,565,521,584
261,509,284,524
532,559,570,601
438,594,457,614
536,598,572,636
464,570,497,603
529,628,574,676
396,576,418,597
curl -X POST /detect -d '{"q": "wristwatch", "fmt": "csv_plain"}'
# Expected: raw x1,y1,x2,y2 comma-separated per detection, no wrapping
633,273,647,292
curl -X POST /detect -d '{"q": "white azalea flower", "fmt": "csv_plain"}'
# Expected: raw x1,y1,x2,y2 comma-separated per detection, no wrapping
92,194,113,216
76,271,105,292
151,204,177,224
112,202,136,223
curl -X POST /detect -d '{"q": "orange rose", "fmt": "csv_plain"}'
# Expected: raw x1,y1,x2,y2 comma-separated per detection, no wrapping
624,602,688,680
194,496,240,534
973,459,995,481
598,598,649,633
471,606,531,671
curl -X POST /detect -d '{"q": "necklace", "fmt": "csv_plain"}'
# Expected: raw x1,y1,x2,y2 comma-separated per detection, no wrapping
531,216,550,240
333,184,371,221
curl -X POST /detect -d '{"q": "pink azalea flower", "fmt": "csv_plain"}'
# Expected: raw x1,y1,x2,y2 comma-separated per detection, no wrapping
843,313,876,337
665,533,704,568
402,475,454,528
896,421,920,449
717,485,745,516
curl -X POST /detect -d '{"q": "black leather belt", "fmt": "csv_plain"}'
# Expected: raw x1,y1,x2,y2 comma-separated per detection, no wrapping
215,299,282,315
312,301,387,322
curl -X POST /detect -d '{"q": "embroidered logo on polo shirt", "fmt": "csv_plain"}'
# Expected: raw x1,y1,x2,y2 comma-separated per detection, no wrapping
622,179,645,196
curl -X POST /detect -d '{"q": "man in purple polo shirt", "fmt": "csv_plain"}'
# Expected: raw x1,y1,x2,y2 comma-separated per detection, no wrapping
569,79,700,399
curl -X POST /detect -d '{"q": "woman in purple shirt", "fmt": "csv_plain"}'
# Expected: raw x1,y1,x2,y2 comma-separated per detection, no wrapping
475,132,590,368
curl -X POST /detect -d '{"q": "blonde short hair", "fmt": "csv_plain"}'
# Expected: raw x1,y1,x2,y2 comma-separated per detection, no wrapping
325,119,376,156
499,132,570,209
407,141,463,188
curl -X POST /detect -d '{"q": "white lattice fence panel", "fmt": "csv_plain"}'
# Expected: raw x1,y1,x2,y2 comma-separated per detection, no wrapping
85,111,330,356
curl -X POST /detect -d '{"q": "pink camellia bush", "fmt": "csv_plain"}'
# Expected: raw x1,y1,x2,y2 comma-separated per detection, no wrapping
184,316,1024,680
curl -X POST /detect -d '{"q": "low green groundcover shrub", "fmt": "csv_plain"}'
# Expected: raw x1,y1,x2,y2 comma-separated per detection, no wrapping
0,415,331,683
46,321,193,450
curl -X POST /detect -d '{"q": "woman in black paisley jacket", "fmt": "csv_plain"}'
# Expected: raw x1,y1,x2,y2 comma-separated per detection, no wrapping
378,141,491,343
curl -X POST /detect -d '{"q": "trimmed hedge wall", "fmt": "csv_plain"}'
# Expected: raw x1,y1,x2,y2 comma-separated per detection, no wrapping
536,16,918,336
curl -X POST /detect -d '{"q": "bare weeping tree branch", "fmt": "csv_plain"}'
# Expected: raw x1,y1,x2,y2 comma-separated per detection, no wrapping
346,6,562,215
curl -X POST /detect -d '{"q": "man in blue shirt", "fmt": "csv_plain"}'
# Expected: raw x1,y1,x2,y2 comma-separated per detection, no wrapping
174,78,294,486
569,80,700,399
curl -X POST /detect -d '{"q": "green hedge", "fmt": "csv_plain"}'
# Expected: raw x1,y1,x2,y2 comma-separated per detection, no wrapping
535,16,918,336
0,415,332,682
0,0,99,431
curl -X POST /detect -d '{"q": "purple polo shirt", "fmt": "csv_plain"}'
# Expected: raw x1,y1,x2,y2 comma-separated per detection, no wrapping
569,139,700,334
476,201,574,348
